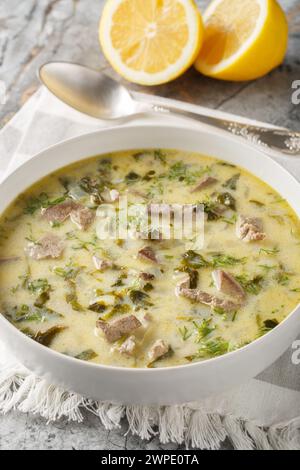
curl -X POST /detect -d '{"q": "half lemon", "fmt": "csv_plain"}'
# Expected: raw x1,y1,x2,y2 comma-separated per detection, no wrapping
99,0,204,85
194,0,288,81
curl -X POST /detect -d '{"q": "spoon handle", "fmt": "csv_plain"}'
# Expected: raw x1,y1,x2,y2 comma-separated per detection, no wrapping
147,103,300,156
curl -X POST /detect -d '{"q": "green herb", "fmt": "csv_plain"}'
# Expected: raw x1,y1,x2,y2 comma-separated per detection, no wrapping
34,291,50,308
232,311,238,322
111,273,127,288
178,326,192,341
201,200,222,221
217,162,236,168
258,264,277,271
143,282,154,292
88,302,107,313
98,157,112,171
168,161,210,185
22,277,52,308
260,319,279,334
112,278,125,287
22,325,66,347
53,264,80,280
223,173,240,190
66,295,83,312
215,192,236,210
187,337,229,360
154,149,167,164
249,200,265,207
180,251,246,271
7,304,34,322
210,253,246,268
147,180,164,198
50,221,62,228
259,247,280,256
182,250,209,269
221,214,238,225
129,290,152,306
125,171,140,184
59,177,71,191
143,170,157,181
198,337,229,358
275,271,291,286
66,233,100,252
132,151,147,161
193,319,215,342
27,278,50,294
7,304,63,323
24,193,66,215
290,287,300,292
100,303,131,321
235,274,264,295
79,176,103,195
168,161,189,181
75,349,97,361
213,306,227,316
65,281,84,312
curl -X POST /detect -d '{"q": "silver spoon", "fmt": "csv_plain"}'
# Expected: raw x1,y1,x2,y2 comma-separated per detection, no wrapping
39,62,300,156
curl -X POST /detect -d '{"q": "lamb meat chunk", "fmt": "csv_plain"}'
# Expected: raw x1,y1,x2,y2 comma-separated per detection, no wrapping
138,246,158,264
236,215,266,242
70,207,95,230
191,176,218,193
97,315,142,343
178,288,239,312
175,269,198,296
93,255,114,271
25,234,64,260
178,288,213,305
175,275,192,296
41,200,80,223
148,339,169,362
212,270,245,300
118,336,136,356
139,272,155,281
210,296,240,312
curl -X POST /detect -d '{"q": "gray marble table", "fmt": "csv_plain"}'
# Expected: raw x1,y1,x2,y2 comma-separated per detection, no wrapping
0,0,299,450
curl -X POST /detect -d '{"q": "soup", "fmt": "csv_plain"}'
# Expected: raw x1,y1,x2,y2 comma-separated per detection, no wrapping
0,149,300,368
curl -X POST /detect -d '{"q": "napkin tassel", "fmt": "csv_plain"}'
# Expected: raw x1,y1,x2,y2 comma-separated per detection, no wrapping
0,365,300,450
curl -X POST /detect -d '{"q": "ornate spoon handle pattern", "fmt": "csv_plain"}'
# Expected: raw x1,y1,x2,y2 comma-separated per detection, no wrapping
150,104,300,156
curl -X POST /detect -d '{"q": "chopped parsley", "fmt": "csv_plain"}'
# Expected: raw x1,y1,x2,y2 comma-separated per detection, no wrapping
223,173,240,191
178,325,192,341
23,193,66,215
235,274,264,295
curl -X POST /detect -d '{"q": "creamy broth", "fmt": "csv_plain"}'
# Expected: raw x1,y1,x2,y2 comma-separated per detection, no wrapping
1,149,300,368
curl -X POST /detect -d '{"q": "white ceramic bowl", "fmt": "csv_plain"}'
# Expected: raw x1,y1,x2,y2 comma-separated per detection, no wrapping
1,124,300,405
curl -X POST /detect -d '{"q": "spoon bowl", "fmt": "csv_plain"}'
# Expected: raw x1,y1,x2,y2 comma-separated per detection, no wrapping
39,62,137,119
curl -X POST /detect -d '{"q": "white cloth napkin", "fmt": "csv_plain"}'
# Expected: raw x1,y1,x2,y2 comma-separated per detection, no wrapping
0,87,300,450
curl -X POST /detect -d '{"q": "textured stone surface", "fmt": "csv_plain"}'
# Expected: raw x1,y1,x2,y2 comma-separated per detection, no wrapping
0,0,299,450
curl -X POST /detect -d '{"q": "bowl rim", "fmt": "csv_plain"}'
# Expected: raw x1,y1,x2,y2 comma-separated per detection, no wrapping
0,123,299,375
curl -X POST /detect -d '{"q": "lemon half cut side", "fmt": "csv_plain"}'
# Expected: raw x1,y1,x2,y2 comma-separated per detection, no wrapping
194,0,288,81
99,0,204,86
